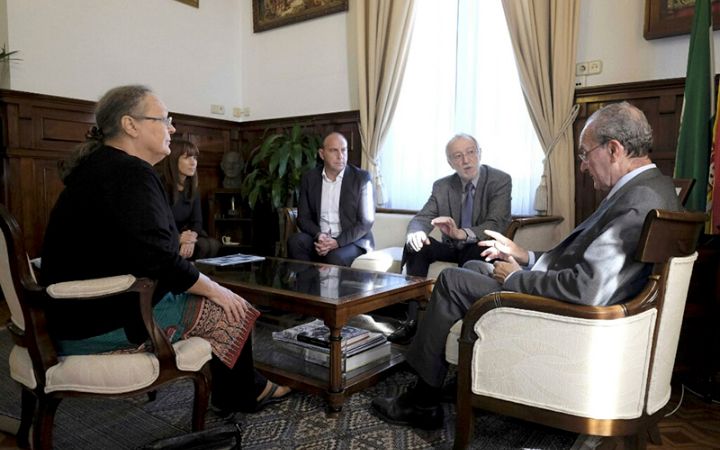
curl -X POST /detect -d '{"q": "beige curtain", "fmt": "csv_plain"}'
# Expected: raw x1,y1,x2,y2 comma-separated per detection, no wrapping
355,0,416,205
501,0,580,237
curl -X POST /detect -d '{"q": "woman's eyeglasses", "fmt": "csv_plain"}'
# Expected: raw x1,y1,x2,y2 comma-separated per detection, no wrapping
131,115,173,127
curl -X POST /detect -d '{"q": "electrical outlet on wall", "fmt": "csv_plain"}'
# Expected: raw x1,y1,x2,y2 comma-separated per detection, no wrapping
210,104,225,115
576,62,588,76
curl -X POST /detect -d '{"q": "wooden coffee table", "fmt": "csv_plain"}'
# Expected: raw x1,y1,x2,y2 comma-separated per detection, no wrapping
199,257,432,412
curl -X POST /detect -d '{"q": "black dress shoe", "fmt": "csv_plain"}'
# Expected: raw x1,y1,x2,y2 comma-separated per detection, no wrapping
387,320,417,345
371,392,443,430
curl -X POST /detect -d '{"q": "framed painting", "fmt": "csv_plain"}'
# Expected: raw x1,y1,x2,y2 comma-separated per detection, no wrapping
175,0,199,7
644,0,720,40
252,0,348,33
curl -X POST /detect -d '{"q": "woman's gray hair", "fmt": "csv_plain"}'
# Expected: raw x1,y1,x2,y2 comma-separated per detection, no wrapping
585,101,652,157
60,85,153,181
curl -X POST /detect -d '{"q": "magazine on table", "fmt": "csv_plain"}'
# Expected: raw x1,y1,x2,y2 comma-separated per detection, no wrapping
304,341,392,372
272,319,370,349
276,332,390,371
195,253,265,267
275,330,386,356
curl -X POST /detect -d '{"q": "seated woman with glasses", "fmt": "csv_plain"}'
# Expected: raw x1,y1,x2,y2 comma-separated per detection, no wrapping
156,139,221,260
42,85,290,414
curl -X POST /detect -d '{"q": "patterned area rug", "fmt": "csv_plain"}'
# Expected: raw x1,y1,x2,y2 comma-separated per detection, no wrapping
0,327,588,449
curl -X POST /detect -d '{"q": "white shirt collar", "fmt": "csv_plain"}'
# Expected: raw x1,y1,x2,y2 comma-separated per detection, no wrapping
322,167,345,183
606,163,656,200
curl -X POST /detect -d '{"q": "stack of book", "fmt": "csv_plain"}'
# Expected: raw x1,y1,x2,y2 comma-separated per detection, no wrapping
272,319,391,372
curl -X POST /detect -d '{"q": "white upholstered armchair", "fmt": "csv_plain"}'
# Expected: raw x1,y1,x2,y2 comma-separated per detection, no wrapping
445,209,705,450
0,205,213,449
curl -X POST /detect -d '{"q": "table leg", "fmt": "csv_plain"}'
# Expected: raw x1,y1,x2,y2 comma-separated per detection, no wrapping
326,324,345,412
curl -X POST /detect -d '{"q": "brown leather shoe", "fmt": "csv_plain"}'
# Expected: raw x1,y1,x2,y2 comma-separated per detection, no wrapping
371,391,443,430
387,320,417,345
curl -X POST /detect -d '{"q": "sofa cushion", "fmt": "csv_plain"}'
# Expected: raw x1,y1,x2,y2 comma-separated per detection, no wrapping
351,247,404,273
372,213,413,249
356,212,449,276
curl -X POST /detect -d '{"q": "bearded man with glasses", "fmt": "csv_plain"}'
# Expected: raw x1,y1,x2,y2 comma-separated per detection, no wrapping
388,133,512,344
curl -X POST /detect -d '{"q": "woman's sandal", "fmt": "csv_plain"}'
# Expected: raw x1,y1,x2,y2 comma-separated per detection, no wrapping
254,382,291,412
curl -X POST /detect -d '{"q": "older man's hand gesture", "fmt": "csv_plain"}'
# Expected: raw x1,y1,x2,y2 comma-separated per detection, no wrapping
479,230,529,284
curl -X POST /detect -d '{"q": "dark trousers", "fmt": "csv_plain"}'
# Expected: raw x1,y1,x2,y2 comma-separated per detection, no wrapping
191,236,222,260
402,238,488,320
287,232,364,267
404,237,487,277
210,333,267,412
405,262,500,387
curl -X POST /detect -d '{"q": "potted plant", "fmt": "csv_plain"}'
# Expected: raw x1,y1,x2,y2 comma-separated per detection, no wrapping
241,123,322,209
241,123,322,256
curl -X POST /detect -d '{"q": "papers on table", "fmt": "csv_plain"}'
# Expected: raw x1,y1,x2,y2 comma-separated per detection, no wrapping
195,253,265,267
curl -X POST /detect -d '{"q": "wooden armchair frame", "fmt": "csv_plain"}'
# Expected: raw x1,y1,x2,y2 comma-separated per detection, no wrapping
453,209,705,450
0,205,212,449
672,178,695,206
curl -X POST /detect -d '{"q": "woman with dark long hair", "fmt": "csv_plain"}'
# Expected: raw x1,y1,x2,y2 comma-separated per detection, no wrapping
156,139,220,260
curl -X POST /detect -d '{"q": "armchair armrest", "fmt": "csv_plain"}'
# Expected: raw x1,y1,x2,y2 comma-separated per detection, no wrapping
505,215,563,240
459,276,661,343
42,275,177,372
505,215,563,252
46,275,137,299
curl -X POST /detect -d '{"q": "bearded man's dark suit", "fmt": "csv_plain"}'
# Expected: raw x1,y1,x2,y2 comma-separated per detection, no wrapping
288,164,374,266
406,166,682,387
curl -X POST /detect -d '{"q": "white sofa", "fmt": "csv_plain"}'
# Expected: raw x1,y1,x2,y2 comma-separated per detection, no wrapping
281,207,563,278
348,209,565,279
349,211,453,278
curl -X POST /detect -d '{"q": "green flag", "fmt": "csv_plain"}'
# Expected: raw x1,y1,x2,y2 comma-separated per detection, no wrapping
675,0,714,212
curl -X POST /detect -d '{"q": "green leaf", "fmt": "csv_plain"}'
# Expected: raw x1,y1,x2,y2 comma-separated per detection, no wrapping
271,177,284,209
242,124,322,210
290,124,302,142
248,188,259,209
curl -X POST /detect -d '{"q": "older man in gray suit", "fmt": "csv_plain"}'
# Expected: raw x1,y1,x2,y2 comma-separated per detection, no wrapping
372,102,683,429
388,133,512,343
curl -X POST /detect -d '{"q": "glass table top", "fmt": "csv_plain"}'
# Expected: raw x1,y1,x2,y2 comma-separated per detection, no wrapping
198,257,427,301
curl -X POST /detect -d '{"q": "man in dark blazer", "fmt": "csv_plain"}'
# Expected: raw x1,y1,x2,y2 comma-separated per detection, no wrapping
288,132,374,266
389,133,512,343
372,102,683,429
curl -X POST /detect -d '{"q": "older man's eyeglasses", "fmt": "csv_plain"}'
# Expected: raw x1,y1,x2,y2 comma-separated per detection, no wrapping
578,142,606,162
132,115,173,127
449,148,479,163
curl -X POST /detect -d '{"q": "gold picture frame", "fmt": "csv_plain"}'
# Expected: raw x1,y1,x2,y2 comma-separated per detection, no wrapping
252,0,348,33
175,0,199,7
644,0,720,40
